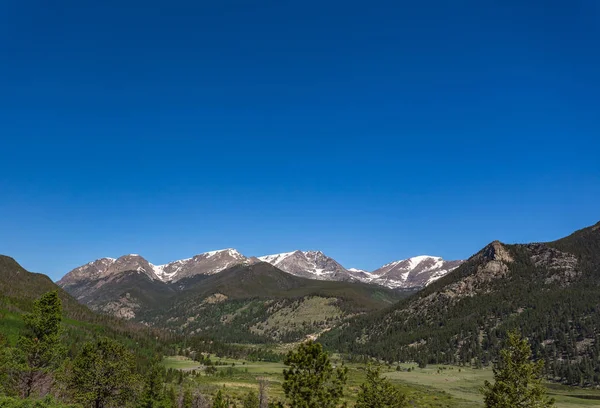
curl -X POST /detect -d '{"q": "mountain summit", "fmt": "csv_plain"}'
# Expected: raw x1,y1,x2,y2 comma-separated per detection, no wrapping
58,249,247,288
257,251,463,288
369,255,464,288
257,250,354,281
58,249,463,291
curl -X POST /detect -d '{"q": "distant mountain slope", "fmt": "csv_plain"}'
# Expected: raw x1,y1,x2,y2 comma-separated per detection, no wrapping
0,255,172,352
257,250,355,281
0,255,95,319
322,221,600,385
60,249,460,291
58,249,246,286
139,262,408,343
368,256,464,288
257,251,463,288
58,258,409,343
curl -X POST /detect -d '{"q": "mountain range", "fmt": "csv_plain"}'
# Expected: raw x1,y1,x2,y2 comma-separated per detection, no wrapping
58,249,463,290
2,220,600,385
322,221,600,385
56,255,408,341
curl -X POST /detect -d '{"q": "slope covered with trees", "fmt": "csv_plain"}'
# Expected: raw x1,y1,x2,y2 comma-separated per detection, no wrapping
61,261,409,344
0,256,175,366
323,222,600,385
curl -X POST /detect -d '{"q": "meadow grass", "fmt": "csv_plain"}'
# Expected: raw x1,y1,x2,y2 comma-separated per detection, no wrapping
164,356,600,407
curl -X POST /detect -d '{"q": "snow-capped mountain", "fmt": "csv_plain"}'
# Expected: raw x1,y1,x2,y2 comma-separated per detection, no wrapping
57,254,162,287
368,256,464,288
256,252,463,288
154,248,246,281
58,250,463,292
58,249,248,287
257,250,356,281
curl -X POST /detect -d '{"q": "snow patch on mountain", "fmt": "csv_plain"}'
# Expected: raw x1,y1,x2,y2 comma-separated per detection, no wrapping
59,249,463,291
348,268,368,274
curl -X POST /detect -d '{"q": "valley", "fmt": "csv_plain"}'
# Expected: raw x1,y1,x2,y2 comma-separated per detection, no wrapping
2,221,600,406
159,355,600,407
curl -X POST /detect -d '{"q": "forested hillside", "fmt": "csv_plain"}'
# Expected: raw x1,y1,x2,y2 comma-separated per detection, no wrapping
0,255,174,361
323,222,600,385
140,262,409,343
57,258,408,344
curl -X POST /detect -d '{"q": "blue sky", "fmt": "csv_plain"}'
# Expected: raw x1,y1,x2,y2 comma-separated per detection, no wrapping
1,0,598,280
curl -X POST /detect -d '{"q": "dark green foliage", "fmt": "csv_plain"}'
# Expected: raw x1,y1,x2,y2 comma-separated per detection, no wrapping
66,337,138,408
212,390,227,408
322,222,600,385
138,358,168,408
12,292,63,398
280,341,347,408
139,263,406,344
181,389,193,408
242,391,259,408
0,255,177,365
482,331,554,407
355,365,408,408
0,396,76,407
63,262,406,345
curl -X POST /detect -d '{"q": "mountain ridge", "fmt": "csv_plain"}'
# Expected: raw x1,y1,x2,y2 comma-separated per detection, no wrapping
321,220,600,385
59,249,463,290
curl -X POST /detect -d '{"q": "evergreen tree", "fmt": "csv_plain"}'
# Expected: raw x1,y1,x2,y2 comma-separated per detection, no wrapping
280,341,347,408
482,331,555,408
67,337,138,408
0,335,14,395
166,386,177,408
355,365,408,408
213,390,227,408
182,388,193,408
139,358,167,408
16,291,64,398
242,390,259,408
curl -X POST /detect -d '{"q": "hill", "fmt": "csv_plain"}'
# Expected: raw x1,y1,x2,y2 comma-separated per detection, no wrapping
60,260,409,343
322,221,600,386
140,262,410,343
0,255,173,357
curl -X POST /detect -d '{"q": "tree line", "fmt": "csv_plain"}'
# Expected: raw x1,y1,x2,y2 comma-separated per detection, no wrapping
1,291,555,407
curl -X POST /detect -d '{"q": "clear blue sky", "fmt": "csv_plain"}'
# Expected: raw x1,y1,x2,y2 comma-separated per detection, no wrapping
1,0,598,281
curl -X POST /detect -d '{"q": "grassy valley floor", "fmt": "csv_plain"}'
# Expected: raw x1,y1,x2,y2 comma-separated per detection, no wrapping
163,357,600,407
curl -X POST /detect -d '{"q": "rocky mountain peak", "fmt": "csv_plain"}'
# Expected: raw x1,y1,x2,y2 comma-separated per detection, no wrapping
369,255,464,288
481,241,513,263
156,248,248,282
257,250,353,281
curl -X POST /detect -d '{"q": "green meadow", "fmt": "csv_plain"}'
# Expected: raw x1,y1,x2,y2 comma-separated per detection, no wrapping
163,356,600,407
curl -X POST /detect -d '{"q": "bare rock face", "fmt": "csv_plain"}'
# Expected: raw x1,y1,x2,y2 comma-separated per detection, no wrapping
59,250,249,287
258,250,353,281
525,243,579,286
56,257,117,287
98,293,140,319
155,249,248,281
404,242,514,316
57,254,160,289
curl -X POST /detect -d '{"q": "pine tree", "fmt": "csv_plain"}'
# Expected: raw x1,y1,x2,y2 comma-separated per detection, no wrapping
280,340,347,408
139,357,167,408
166,386,177,408
16,291,64,398
355,365,408,408
182,388,193,408
67,337,138,408
243,390,259,408
213,390,227,408
481,330,555,407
